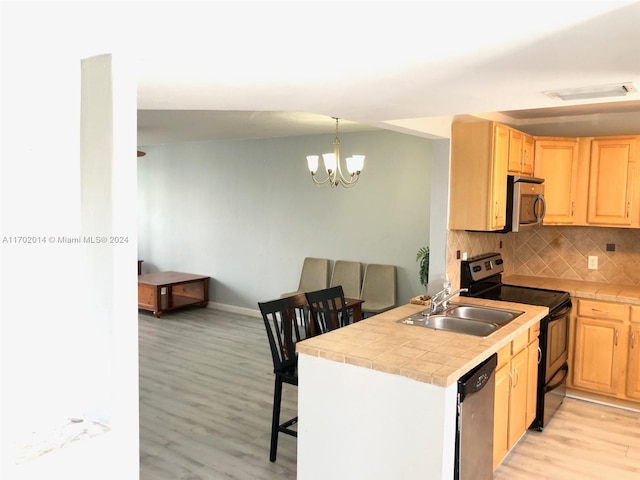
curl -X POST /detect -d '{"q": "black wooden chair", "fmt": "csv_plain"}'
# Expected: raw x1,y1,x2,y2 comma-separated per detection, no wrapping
258,293,311,462
305,285,351,334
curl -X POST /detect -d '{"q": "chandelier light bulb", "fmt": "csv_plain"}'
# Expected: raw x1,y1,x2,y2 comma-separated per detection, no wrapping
322,153,337,173
347,155,365,174
307,155,319,174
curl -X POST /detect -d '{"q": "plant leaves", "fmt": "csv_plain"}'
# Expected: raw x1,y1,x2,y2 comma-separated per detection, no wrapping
416,246,429,287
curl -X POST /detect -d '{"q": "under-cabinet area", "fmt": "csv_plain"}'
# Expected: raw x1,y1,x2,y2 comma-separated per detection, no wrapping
449,120,640,232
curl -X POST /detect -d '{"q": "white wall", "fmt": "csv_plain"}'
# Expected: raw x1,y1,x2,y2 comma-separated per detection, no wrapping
137,130,434,310
428,139,451,294
1,4,138,479
298,354,457,479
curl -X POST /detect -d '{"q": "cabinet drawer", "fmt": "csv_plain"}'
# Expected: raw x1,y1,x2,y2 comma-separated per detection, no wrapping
577,299,628,321
511,331,529,356
631,306,640,324
529,321,541,343
496,343,511,370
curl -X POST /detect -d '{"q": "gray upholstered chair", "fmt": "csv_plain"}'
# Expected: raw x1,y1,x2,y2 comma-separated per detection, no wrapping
281,257,329,298
329,260,362,299
360,263,397,318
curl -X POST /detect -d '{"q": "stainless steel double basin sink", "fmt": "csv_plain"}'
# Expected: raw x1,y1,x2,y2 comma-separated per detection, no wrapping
398,303,523,337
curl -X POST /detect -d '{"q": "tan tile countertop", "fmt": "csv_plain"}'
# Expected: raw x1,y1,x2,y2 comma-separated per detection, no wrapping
296,296,547,388
504,275,640,305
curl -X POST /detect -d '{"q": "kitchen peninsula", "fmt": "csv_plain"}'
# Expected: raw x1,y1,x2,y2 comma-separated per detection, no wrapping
295,297,547,480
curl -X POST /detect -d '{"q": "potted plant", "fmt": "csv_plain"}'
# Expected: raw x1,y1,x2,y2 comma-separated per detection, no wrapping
416,246,429,296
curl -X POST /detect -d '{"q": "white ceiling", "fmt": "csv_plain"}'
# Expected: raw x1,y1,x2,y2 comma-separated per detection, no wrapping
135,1,640,146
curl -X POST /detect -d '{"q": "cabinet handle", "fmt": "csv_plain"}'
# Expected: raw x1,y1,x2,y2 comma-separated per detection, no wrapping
591,308,610,315
615,329,619,347
571,201,575,217
495,201,499,220
538,346,542,364
513,367,519,389
632,332,636,349
626,202,631,218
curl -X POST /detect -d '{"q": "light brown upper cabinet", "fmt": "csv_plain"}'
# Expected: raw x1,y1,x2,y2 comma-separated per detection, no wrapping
534,137,582,225
587,136,638,226
508,129,535,176
450,121,509,231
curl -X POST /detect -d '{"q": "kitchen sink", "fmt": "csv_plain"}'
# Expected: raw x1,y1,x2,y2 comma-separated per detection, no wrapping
444,303,523,325
397,303,523,337
423,315,499,336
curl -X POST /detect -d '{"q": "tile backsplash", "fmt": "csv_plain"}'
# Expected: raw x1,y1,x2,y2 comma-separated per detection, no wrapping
447,227,640,288
446,229,514,289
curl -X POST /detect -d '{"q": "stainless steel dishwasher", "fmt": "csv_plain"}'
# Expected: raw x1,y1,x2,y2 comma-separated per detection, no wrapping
455,353,497,480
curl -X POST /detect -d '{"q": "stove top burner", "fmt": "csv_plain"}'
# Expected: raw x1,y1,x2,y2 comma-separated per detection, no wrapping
476,283,569,312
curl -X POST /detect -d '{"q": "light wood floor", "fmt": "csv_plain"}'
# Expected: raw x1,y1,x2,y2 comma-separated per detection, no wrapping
139,307,297,480
139,307,640,479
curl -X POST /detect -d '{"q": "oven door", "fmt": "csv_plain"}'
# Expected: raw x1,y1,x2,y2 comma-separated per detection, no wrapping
542,363,568,429
545,301,571,382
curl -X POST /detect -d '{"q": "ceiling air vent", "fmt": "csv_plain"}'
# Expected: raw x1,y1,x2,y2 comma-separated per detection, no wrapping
543,82,638,101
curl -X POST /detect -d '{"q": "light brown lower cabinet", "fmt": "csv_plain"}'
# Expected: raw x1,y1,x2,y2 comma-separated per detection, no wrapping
493,324,540,471
626,308,640,400
572,299,640,403
526,336,540,426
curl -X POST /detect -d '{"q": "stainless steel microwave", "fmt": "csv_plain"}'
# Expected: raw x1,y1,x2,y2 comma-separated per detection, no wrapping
507,175,546,232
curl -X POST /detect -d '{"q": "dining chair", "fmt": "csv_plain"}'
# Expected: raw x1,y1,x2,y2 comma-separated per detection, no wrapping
258,293,312,462
360,263,397,318
305,285,350,334
329,260,362,299
281,257,330,298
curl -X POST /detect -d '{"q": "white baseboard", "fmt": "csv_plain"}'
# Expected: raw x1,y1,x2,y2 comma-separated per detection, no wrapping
206,302,261,318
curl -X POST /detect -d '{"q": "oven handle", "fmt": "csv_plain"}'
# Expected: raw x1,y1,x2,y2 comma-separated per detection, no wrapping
550,303,572,320
545,364,569,393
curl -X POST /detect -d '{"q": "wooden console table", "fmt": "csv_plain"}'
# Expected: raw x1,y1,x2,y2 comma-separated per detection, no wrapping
138,271,209,317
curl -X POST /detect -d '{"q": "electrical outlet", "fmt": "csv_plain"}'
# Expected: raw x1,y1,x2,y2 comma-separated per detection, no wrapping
588,255,598,270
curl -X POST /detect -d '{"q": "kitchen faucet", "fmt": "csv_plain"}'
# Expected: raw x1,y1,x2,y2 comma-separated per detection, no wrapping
423,287,469,316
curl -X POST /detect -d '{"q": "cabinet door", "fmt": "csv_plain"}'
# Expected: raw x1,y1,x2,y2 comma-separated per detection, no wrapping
573,316,624,395
493,364,510,471
534,138,579,224
522,134,535,175
508,129,534,176
450,121,509,231
508,128,524,174
526,338,540,427
587,137,637,226
626,324,640,400
507,347,528,450
491,124,510,230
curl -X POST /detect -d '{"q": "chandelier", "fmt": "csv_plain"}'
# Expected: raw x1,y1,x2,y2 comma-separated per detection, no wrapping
306,117,365,188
